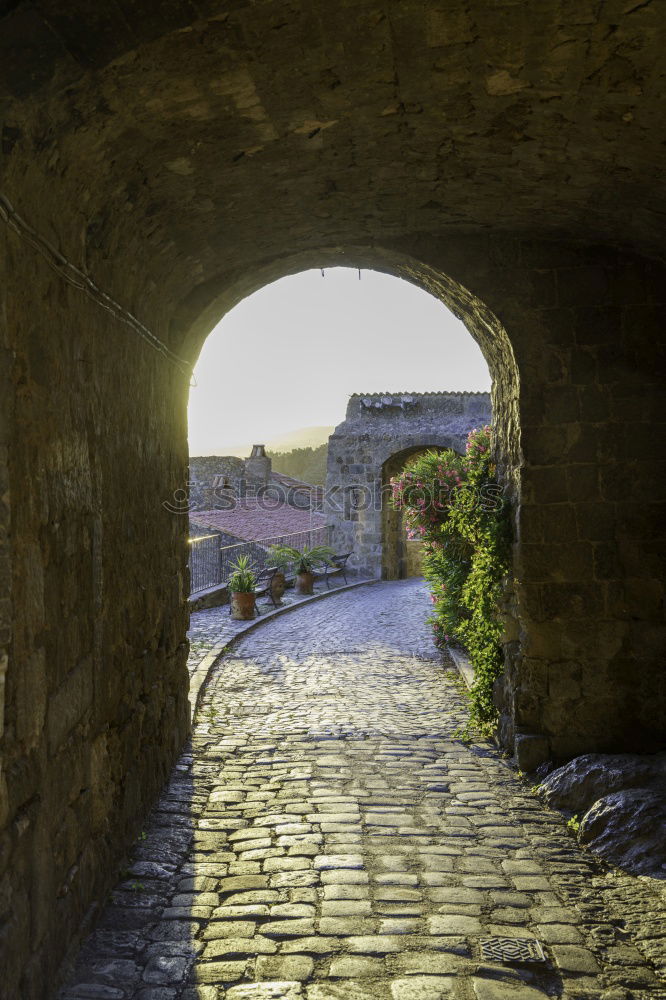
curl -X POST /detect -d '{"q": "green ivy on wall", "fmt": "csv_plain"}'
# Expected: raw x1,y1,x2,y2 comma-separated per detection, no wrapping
389,426,511,734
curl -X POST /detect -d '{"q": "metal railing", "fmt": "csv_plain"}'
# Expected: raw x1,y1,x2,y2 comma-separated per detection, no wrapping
188,533,221,595
188,525,332,595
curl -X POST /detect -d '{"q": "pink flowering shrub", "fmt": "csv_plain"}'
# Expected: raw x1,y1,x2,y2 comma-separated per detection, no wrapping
390,426,510,729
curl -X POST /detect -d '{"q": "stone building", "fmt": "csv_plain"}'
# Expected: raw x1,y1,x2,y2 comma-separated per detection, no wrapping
1,3,665,996
189,445,323,511
326,392,491,578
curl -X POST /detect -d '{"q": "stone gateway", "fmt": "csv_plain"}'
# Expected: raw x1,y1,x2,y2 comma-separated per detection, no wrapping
325,392,491,578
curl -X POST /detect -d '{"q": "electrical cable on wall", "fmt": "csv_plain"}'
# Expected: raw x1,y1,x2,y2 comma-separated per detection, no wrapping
0,192,194,379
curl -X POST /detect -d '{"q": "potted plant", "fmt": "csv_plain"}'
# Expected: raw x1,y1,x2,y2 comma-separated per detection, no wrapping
266,546,290,603
228,554,257,620
270,544,336,595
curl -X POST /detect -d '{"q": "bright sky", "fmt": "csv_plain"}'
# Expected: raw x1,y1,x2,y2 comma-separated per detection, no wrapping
188,267,491,455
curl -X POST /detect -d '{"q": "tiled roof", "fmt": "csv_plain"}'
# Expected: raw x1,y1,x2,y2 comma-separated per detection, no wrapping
190,502,327,542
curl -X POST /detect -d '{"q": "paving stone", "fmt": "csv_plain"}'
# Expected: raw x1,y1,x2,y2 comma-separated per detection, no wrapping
550,945,601,975
270,873,320,889
281,938,343,954
306,983,380,1000
378,918,421,934
212,904,271,919
347,936,407,953
318,917,375,935
320,870,369,885
322,885,369,900
489,907,530,925
194,960,248,983
261,920,316,938
390,977,454,999
375,873,419,887
314,855,364,870
226,985,303,1000
225,891,281,905
426,915,483,936
321,900,372,916
142,954,192,984
220,876,270,893
472,981,551,1000
202,920,257,939
536,923,583,943
203,936,279,958
373,888,422,902
256,956,315,981
271,904,316,918
393,953,462,975
135,988,178,1000
328,956,384,977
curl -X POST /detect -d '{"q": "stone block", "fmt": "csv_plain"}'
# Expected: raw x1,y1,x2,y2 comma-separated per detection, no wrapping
514,733,550,772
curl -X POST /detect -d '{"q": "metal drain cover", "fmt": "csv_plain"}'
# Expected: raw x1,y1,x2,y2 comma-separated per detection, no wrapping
479,936,547,964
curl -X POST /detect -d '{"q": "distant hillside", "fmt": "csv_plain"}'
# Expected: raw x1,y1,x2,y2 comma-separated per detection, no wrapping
268,443,328,486
265,426,334,452
192,425,334,458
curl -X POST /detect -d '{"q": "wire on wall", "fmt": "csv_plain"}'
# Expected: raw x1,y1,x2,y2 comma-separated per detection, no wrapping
0,192,194,378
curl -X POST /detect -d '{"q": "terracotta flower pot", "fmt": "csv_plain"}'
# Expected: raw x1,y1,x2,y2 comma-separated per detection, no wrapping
230,591,256,620
296,571,314,595
271,571,286,603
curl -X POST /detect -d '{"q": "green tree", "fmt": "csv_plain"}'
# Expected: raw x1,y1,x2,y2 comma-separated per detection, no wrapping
268,444,328,485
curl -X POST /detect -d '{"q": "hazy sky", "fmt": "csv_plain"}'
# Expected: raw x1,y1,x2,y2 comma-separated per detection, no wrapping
188,267,491,455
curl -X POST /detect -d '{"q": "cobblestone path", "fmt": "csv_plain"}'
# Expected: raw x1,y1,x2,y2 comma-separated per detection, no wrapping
187,576,354,681
60,581,665,1000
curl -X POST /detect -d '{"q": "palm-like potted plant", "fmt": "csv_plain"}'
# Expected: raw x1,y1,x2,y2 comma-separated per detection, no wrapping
228,554,257,620
266,546,291,603
270,544,336,595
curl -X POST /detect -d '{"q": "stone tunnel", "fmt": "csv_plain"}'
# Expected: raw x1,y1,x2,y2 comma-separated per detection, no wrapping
0,1,664,995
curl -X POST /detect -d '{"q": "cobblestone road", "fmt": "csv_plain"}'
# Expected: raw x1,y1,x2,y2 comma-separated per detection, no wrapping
187,576,354,679
60,581,665,1000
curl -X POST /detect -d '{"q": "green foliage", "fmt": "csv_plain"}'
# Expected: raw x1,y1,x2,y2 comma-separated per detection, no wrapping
266,545,293,572
269,543,336,574
268,443,328,485
389,426,510,732
228,554,257,592
567,814,581,834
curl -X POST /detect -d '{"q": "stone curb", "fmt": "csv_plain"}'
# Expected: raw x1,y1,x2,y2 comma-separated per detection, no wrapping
188,578,381,719
447,645,475,690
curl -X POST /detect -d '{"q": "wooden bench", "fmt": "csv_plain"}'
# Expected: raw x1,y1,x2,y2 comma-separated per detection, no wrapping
255,566,280,608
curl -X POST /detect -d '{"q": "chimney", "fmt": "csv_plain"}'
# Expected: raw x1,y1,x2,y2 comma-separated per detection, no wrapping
245,444,271,485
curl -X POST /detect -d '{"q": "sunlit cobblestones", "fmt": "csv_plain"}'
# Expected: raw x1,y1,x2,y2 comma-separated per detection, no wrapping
60,581,664,1000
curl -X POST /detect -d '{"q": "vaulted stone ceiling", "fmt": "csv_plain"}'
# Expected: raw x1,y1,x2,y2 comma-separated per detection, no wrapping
1,1,663,342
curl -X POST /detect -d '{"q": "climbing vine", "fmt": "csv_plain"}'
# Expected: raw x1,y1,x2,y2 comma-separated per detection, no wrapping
390,426,511,733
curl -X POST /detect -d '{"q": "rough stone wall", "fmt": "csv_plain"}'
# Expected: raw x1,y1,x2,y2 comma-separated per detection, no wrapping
0,239,191,997
325,392,491,578
491,245,666,765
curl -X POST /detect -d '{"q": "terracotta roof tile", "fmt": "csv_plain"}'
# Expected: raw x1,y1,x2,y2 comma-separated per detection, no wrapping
190,502,327,542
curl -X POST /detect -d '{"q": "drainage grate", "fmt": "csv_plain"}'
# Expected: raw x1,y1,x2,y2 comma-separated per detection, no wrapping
479,936,547,964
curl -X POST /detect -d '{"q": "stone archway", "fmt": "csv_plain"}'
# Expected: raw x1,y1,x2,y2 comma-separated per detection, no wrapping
323,391,491,580
381,444,454,582
1,4,665,995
